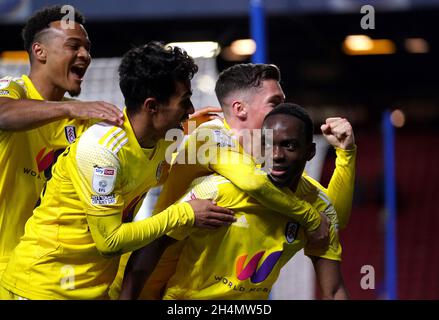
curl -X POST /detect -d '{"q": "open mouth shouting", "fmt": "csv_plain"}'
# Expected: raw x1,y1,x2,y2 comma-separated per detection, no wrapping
70,64,87,82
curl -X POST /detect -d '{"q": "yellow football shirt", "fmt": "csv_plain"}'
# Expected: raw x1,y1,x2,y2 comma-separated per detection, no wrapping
0,109,194,300
303,146,357,229
154,119,322,232
162,174,341,300
139,119,355,299
0,75,89,277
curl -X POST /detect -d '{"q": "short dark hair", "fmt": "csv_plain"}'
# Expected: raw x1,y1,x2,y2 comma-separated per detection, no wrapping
215,63,281,106
22,5,85,53
118,42,198,111
263,103,314,144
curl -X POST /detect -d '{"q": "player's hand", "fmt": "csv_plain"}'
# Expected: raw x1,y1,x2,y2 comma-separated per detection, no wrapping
188,199,236,229
66,101,124,126
306,211,330,249
321,117,355,150
183,106,223,134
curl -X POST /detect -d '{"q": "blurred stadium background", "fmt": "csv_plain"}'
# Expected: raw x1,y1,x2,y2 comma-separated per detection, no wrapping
1,0,438,300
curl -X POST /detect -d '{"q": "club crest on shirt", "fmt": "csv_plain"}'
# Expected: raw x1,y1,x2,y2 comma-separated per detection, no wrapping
92,166,117,195
285,221,299,243
64,125,77,144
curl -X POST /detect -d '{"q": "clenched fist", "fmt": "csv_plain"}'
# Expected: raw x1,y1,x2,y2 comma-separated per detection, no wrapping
320,117,355,150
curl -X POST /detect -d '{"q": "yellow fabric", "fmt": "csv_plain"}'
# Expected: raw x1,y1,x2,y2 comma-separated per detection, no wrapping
0,109,194,300
0,75,88,278
108,187,162,300
162,174,341,300
107,252,131,300
303,147,356,230
139,119,355,300
0,285,28,300
154,119,321,233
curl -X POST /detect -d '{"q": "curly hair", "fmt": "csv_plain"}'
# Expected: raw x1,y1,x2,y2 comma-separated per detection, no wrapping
263,103,314,144
22,5,85,53
215,63,281,106
118,41,198,111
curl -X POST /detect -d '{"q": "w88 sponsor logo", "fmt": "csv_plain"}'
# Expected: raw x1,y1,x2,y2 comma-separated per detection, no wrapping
235,250,282,284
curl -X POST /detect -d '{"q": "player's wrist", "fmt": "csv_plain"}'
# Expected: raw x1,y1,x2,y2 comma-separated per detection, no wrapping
57,101,75,118
335,144,357,152
178,201,196,227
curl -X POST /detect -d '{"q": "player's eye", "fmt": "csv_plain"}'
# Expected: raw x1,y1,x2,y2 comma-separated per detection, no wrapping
67,43,80,50
283,141,297,150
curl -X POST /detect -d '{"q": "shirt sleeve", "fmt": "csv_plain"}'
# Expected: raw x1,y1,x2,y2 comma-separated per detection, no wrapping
304,195,342,261
0,77,27,99
327,147,356,230
72,138,195,256
304,225,342,261
86,202,194,256
0,77,27,138
304,146,357,230
74,139,124,216
166,174,223,241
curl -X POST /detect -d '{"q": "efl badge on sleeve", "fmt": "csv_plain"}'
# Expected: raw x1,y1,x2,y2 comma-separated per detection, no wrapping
285,222,299,243
92,167,117,195
65,126,77,144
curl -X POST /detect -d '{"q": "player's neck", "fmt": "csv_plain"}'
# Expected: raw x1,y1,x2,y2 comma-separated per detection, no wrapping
288,176,301,193
225,116,244,133
127,111,158,149
226,117,250,146
28,69,66,101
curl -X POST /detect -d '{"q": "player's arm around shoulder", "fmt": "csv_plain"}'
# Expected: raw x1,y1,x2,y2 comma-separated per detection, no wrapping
0,98,123,131
0,77,28,130
201,126,329,247
0,77,123,131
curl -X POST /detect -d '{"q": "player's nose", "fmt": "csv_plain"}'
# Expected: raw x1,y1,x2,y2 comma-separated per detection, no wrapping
272,146,285,161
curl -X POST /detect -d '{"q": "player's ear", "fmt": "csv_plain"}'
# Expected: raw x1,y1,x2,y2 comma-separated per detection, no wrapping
32,42,47,63
144,97,158,114
306,142,316,161
231,100,247,120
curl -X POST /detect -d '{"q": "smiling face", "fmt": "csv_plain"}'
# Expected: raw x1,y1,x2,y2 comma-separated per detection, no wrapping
263,114,315,189
36,21,91,96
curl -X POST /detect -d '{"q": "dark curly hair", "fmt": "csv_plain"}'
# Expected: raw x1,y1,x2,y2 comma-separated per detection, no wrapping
263,103,314,144
118,42,198,111
215,63,281,107
22,5,85,53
